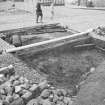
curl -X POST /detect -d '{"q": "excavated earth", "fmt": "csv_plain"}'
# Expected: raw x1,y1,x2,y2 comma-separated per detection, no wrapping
1,25,105,105
17,45,105,96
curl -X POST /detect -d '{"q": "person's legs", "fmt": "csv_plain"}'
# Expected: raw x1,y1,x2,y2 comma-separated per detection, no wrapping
40,14,43,23
36,12,40,23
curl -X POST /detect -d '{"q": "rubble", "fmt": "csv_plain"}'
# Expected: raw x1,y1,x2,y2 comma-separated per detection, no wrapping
0,65,73,105
92,26,105,36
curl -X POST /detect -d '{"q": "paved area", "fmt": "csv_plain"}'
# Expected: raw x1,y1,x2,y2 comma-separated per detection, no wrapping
0,6,105,32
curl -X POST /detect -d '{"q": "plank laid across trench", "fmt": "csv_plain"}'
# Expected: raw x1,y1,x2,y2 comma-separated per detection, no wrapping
5,29,92,53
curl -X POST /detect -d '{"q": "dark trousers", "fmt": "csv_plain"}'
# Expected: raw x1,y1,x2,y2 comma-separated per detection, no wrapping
36,11,43,23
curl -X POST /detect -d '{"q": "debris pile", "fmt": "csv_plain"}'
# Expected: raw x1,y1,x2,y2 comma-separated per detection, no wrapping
0,65,73,105
92,26,105,36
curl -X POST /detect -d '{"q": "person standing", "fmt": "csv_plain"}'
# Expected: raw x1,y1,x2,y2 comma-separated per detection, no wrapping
50,2,54,20
36,2,43,23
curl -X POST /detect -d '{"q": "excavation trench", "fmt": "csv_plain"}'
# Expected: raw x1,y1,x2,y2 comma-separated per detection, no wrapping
1,24,105,96
16,45,105,95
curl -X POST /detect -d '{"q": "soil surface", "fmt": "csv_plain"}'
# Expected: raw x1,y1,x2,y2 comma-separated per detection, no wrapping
17,46,105,95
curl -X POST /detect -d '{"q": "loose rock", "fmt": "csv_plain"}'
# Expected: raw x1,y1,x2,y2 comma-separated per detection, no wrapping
38,98,51,105
10,98,25,105
21,91,33,103
5,95,14,103
63,97,73,105
40,89,50,99
15,86,22,93
38,80,49,90
13,80,20,86
27,99,38,105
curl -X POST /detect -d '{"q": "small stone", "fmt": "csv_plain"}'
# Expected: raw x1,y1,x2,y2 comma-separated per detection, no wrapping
14,75,20,80
0,100,3,105
38,80,49,90
50,86,55,90
60,89,67,96
29,84,39,93
23,78,29,83
40,89,50,99
38,98,51,105
19,77,25,84
90,67,95,73
0,74,6,84
5,86,15,95
10,98,25,105
13,80,20,86
57,90,64,97
3,81,11,87
21,91,33,103
1,95,6,100
2,100,9,105
26,99,38,105
0,74,4,78
13,94,20,100
53,94,59,103
56,100,64,105
18,89,29,97
66,89,74,97
58,96,64,101
0,88,6,95
48,93,54,102
63,97,73,105
5,95,14,103
15,86,22,93
20,83,30,90
9,76,15,83
8,67,15,76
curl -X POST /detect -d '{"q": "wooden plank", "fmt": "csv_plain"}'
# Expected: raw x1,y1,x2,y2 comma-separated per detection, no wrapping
74,44,95,48
95,46,105,52
5,29,92,53
17,36,91,56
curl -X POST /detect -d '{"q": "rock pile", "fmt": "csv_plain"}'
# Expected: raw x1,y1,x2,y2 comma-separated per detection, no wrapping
0,65,73,105
92,26,105,36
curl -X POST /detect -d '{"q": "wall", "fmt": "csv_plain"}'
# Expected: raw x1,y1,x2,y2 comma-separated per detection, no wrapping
92,0,105,7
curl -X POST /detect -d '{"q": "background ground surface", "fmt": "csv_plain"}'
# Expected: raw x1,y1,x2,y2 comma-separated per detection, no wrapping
0,5,105,31
0,5,105,105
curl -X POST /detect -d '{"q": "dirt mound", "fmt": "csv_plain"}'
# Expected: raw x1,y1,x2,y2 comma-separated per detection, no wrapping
73,60,105,105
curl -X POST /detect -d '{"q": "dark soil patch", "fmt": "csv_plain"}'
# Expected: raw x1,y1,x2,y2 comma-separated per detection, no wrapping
17,47,105,95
